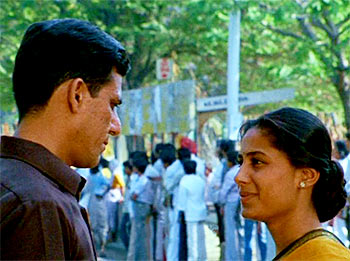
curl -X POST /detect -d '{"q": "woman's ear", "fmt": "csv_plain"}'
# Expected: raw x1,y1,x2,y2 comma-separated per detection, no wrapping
67,78,88,113
297,167,320,189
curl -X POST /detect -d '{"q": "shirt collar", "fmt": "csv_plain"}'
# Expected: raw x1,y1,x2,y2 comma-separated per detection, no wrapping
0,136,85,198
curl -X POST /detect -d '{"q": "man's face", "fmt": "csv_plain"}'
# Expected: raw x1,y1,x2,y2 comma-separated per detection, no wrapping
74,68,122,167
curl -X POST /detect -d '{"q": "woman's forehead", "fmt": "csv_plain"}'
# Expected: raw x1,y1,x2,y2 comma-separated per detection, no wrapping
241,128,278,155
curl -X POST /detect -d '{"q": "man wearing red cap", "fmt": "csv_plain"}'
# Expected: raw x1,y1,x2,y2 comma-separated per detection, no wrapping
180,137,206,181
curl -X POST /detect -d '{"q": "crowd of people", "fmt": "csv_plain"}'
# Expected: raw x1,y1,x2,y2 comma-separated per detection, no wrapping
76,128,350,261
2,18,350,261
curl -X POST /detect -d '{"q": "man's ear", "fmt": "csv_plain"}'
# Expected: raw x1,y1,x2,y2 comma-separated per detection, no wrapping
296,167,320,188
67,78,88,113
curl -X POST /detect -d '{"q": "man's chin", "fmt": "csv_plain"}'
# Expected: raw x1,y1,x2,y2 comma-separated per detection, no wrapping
73,155,100,169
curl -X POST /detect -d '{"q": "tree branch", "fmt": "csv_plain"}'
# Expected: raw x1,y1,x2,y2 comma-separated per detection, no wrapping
339,25,350,37
261,23,304,39
296,15,319,41
321,9,338,39
336,13,350,28
311,16,334,39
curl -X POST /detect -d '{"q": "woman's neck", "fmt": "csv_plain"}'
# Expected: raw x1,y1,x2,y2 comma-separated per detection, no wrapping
267,210,321,255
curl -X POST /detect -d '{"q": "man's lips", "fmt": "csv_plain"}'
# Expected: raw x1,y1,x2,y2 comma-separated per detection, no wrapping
102,140,108,151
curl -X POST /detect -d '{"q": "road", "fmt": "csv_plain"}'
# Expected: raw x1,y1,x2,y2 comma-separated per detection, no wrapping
99,209,220,261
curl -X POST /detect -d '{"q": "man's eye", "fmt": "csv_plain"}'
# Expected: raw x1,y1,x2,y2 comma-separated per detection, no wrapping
112,103,121,112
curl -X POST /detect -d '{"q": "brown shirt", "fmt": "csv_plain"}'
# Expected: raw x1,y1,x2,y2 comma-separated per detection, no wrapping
0,136,96,260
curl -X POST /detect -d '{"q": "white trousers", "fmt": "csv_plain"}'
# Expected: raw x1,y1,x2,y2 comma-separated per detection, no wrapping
187,221,207,261
166,207,179,261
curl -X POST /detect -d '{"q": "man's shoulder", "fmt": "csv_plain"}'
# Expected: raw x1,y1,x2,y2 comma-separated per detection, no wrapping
0,157,63,204
181,174,203,185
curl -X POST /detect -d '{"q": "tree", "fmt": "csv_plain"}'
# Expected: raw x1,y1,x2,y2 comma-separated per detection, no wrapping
0,0,348,133
238,0,350,132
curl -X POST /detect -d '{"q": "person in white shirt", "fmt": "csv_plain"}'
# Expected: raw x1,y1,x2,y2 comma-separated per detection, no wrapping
218,150,242,261
208,139,235,254
178,160,207,261
163,146,190,261
333,140,350,247
151,143,167,261
127,155,154,261
120,161,133,250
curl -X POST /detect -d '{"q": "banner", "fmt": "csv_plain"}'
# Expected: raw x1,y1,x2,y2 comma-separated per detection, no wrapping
119,80,196,135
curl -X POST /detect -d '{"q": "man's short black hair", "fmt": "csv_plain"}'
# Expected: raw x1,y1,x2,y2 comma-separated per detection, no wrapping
159,143,176,166
177,148,191,162
226,150,239,166
133,157,149,174
13,18,130,121
183,160,197,175
123,160,132,170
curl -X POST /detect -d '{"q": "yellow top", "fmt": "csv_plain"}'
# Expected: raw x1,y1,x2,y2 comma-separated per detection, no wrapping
281,235,350,260
111,172,125,189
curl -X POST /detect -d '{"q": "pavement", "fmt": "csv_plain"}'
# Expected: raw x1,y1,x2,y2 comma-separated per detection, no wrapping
98,239,127,261
98,208,220,261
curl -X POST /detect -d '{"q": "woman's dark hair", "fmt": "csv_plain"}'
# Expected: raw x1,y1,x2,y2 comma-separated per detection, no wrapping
239,107,346,222
13,18,130,121
335,140,349,160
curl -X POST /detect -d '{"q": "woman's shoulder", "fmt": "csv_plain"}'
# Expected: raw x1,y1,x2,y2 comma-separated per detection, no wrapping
283,235,350,260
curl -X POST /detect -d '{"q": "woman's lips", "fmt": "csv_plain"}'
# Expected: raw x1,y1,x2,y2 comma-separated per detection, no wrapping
240,191,257,204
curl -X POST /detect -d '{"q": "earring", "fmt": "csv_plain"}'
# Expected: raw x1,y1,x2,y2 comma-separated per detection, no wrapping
300,181,306,188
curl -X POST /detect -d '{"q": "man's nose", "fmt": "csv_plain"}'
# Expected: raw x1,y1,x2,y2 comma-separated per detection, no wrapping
109,112,121,136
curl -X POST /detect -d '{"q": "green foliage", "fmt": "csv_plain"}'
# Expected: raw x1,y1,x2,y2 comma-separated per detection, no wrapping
0,0,348,130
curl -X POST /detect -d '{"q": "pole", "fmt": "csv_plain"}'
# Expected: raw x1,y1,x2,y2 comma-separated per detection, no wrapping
227,10,242,141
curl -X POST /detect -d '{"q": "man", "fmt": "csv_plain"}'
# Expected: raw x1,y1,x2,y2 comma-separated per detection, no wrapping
86,162,110,257
164,147,191,261
151,143,167,261
0,18,130,260
120,160,133,250
218,151,241,261
208,139,235,259
127,152,155,261
180,136,206,180
178,160,207,261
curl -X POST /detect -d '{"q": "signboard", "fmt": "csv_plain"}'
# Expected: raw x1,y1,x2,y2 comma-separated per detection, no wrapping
156,58,173,80
197,88,295,112
119,80,195,135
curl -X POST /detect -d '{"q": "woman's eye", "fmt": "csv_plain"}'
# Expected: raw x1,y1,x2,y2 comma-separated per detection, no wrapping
251,158,263,166
237,155,243,165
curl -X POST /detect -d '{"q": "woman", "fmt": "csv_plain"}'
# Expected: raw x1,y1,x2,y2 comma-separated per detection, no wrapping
235,107,350,260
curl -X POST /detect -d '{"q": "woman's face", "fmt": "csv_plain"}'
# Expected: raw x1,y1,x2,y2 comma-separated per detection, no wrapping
235,127,300,223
